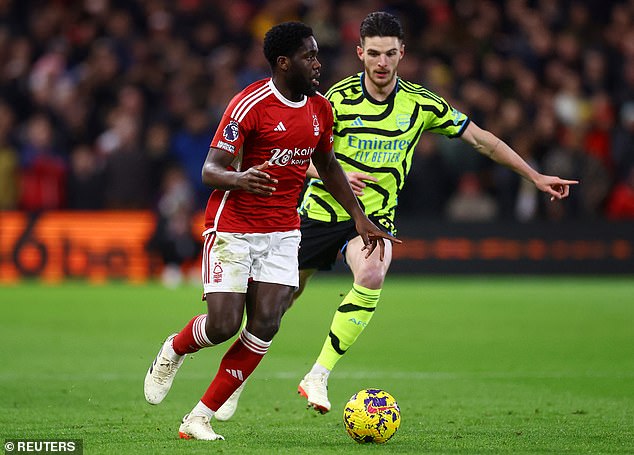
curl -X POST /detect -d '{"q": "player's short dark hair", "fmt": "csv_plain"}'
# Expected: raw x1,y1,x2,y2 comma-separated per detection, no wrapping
263,22,314,67
360,11,404,42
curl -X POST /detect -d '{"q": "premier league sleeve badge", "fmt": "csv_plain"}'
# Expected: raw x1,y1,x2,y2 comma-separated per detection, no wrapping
223,120,240,142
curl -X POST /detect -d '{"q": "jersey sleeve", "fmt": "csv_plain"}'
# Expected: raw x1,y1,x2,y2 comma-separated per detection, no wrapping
314,96,334,154
422,92,470,138
209,94,254,156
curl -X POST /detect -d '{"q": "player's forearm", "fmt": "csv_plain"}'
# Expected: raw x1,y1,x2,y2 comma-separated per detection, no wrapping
201,147,242,190
202,163,240,190
314,154,365,220
306,161,320,179
485,137,539,183
469,127,539,184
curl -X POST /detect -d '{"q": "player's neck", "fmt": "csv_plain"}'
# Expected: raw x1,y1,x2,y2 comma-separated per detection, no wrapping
363,72,397,102
271,76,303,102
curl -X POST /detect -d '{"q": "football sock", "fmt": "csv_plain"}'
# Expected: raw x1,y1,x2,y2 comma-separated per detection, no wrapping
309,362,331,377
172,314,215,355
316,284,381,370
191,400,214,419
201,329,270,411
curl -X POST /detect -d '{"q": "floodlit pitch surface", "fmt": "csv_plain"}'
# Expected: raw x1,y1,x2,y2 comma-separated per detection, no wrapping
1,276,632,454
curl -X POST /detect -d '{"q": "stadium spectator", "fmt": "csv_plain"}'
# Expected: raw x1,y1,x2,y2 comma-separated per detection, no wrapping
612,100,634,182
542,126,610,220
143,120,176,197
446,172,499,222
98,111,151,209
0,100,18,209
146,164,199,288
605,165,634,220
170,107,214,208
66,143,105,210
17,112,67,211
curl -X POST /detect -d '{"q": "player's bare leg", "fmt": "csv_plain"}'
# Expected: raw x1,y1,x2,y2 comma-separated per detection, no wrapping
300,238,392,413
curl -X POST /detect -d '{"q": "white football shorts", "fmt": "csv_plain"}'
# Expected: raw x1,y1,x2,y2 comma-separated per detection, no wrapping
201,229,300,294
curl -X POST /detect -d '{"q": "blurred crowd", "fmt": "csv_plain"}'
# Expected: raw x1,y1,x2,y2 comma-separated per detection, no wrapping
0,0,633,223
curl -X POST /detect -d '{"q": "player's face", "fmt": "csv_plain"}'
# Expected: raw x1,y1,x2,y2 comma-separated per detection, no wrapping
358,36,404,91
288,36,322,97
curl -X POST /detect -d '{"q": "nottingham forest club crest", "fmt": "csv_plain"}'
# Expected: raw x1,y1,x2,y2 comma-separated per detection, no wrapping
312,114,320,136
212,262,223,284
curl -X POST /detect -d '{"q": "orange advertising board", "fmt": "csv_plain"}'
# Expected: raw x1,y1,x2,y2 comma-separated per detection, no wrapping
1,211,632,283
0,211,158,283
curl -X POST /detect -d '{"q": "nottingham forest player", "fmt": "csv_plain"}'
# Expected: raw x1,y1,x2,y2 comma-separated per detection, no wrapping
143,21,396,441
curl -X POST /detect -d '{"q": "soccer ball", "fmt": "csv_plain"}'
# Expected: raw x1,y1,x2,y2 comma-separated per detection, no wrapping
342,388,401,444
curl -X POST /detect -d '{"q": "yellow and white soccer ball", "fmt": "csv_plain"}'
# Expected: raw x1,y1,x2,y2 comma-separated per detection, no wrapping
342,388,401,444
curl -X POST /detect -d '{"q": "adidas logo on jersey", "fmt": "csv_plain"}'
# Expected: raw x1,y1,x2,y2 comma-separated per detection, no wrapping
351,116,364,127
273,121,286,132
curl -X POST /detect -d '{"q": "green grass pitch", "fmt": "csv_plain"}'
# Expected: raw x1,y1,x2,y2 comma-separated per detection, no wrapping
1,276,633,454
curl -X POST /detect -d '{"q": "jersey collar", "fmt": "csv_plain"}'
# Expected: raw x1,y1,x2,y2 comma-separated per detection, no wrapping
360,72,399,105
268,79,307,108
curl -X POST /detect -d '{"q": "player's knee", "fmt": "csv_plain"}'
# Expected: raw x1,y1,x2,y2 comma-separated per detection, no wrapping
292,287,304,302
247,316,282,342
295,269,315,301
354,267,386,289
205,315,241,344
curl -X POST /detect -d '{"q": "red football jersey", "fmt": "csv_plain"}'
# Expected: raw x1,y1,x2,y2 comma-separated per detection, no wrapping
205,78,334,233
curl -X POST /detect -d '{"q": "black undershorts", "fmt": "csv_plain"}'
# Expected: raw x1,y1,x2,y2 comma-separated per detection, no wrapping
298,215,393,271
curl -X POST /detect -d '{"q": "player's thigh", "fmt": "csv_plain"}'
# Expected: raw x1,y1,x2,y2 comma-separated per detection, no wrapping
345,235,393,287
201,231,251,294
251,230,301,289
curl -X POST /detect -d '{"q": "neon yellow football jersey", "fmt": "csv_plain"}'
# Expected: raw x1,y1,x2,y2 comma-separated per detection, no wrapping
299,73,469,232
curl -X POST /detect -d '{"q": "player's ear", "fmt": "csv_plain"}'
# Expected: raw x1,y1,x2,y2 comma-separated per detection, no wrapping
277,55,290,71
399,43,405,60
356,45,363,61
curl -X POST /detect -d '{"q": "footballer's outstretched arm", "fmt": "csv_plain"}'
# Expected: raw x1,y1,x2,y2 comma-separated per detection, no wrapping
460,122,579,201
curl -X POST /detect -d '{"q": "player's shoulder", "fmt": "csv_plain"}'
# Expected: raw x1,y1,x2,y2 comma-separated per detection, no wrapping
227,79,273,120
238,78,271,97
397,78,447,105
312,91,333,108
325,74,363,101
